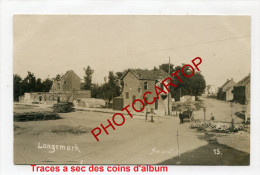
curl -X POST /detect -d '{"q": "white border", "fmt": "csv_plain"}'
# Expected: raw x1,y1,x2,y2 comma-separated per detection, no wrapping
1,0,260,175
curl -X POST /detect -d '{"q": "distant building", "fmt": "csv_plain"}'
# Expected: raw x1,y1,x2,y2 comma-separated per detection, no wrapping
233,74,250,105
204,85,217,96
217,78,236,101
120,69,172,115
180,95,195,102
50,70,81,92
19,70,91,104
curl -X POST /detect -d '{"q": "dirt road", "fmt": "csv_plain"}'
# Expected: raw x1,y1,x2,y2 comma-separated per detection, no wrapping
193,96,245,123
13,104,249,165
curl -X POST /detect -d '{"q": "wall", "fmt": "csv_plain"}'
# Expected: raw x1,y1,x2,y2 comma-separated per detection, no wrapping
139,79,157,111
233,86,246,104
113,97,124,111
20,90,91,104
245,81,250,105
72,90,91,102
218,80,236,101
50,71,81,93
233,80,250,105
122,71,172,114
69,72,81,91
225,87,234,101
122,71,143,111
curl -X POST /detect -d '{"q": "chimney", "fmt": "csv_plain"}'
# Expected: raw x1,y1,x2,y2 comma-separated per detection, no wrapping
231,78,233,81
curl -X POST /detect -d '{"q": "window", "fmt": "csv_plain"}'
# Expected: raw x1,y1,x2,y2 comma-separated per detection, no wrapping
145,97,148,106
125,92,129,99
138,87,141,93
64,81,67,84
144,82,148,90
132,95,136,102
155,98,158,110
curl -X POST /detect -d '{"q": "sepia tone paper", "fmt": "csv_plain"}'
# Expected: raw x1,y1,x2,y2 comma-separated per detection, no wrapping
13,15,250,165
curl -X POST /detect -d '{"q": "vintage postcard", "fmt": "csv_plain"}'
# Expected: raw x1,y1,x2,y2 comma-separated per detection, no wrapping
13,15,250,165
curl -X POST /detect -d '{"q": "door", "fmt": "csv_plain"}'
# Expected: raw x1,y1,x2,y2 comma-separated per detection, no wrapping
155,98,158,110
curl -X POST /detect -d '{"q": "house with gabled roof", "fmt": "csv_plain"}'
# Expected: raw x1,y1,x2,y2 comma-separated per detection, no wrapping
204,85,217,96
50,70,81,93
217,78,236,101
120,69,172,115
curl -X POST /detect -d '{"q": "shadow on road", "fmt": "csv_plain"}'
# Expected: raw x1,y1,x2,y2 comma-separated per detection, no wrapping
158,132,249,165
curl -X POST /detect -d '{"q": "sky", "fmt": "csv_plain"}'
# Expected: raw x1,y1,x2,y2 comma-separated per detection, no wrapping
13,15,250,87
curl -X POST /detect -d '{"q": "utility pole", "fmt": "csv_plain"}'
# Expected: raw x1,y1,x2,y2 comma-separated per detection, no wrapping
168,57,171,115
176,130,180,157
203,107,206,122
230,102,234,130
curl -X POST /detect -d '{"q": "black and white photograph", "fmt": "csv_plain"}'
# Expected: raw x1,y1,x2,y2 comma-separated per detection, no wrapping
12,15,251,165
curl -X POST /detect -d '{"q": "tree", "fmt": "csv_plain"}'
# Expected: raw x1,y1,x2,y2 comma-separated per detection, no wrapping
109,71,121,97
13,72,54,101
91,83,104,99
91,71,124,100
159,63,174,74
22,71,37,93
189,72,206,96
103,71,121,105
13,74,22,101
36,78,42,92
83,66,94,90
160,63,206,101
115,71,124,92
41,78,53,92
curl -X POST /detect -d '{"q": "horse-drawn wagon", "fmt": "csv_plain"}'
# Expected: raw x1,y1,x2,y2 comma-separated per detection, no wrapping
179,108,194,124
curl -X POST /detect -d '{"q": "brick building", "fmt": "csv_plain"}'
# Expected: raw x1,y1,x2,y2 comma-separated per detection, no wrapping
120,69,172,115
19,70,91,104
50,70,81,92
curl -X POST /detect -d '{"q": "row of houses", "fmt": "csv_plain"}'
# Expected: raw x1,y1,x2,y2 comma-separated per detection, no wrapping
19,69,172,115
217,74,250,105
18,68,251,115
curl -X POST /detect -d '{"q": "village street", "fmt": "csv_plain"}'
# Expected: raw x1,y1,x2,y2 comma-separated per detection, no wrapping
14,102,249,165
193,96,245,123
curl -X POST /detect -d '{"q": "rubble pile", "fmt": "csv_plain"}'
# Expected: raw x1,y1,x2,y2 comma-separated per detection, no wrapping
73,98,106,108
14,111,60,122
190,120,248,133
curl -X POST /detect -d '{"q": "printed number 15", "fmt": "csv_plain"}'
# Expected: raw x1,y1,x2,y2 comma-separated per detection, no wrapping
213,149,221,155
